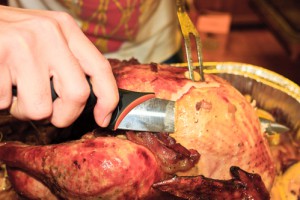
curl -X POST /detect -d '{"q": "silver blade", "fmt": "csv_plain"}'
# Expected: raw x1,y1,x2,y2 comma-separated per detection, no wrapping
117,98,175,132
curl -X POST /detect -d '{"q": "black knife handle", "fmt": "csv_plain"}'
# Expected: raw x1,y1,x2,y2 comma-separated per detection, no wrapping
12,79,155,129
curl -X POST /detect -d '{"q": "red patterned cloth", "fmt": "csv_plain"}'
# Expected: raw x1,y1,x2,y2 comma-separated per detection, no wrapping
9,0,181,63
59,0,149,53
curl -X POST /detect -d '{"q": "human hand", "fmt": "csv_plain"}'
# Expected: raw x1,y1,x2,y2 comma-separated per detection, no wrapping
0,6,119,128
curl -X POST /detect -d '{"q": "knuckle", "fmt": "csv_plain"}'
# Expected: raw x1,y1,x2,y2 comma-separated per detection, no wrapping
25,103,52,121
66,82,90,105
100,59,112,71
22,16,62,42
6,29,34,51
51,119,70,128
101,58,110,66
7,17,58,50
0,88,11,109
33,16,60,34
0,98,11,110
110,93,119,108
102,91,119,113
53,11,77,28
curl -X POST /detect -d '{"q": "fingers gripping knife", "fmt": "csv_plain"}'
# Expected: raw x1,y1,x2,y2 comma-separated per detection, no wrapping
68,83,175,132
12,80,176,133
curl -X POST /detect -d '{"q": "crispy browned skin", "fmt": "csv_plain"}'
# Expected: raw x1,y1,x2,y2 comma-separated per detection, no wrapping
153,166,270,200
112,60,275,189
1,131,200,199
7,168,58,200
0,135,163,199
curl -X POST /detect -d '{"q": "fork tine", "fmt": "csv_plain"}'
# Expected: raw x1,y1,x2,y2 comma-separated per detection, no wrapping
183,35,195,81
194,34,205,81
176,0,205,82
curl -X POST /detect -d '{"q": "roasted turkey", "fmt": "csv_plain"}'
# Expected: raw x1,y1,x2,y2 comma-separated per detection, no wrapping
111,59,275,187
0,59,275,199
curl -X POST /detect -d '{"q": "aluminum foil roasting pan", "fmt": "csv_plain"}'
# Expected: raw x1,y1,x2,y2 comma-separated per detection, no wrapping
172,62,300,138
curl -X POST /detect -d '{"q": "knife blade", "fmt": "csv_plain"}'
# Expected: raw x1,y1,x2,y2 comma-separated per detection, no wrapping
111,95,175,132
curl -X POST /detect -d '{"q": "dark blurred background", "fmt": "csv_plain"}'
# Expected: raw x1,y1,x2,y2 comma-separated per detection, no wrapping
0,0,6,5
189,0,300,85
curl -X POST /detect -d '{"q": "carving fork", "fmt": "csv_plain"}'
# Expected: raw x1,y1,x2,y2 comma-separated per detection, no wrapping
176,0,205,81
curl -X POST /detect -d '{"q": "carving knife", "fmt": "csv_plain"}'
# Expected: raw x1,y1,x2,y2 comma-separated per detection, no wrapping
12,80,289,134
12,80,175,133
100,89,175,132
